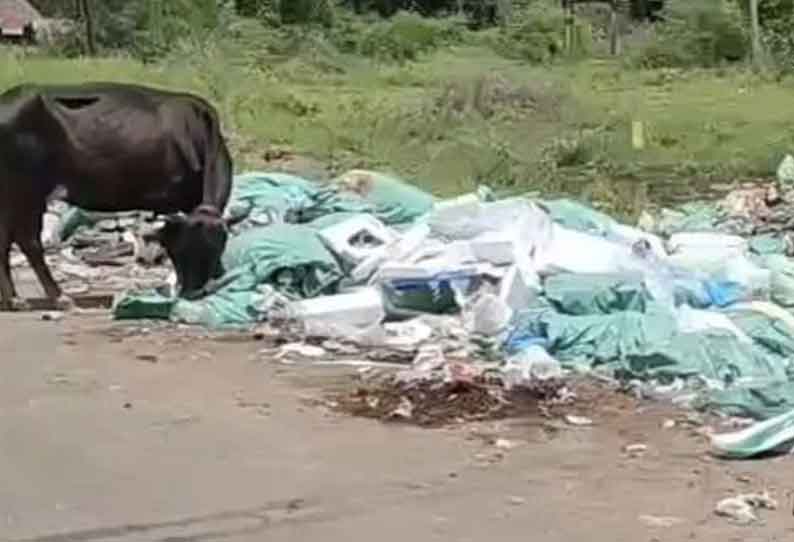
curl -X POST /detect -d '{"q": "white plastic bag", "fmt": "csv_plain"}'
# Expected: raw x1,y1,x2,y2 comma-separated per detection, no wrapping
535,224,641,275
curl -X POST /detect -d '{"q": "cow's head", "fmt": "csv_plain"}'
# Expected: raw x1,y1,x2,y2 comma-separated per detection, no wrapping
144,205,229,300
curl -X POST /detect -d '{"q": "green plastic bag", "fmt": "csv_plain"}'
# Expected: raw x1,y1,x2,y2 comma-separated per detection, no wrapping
225,172,319,224
699,382,794,421
760,255,794,307
538,198,617,236
303,171,434,226
749,234,788,256
220,224,343,300
113,291,175,320
539,305,678,367
543,272,650,316
642,202,724,237
623,333,787,385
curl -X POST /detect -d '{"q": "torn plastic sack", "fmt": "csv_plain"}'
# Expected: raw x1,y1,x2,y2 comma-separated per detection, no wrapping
543,272,651,316
667,233,748,275
621,332,787,385
537,305,678,368
711,407,794,459
538,198,617,236
224,172,318,226
502,345,562,389
303,170,434,226
220,224,344,300
427,198,552,255
699,382,794,421
760,255,794,307
171,287,287,328
675,306,751,343
638,202,724,237
711,255,771,300
724,305,794,370
749,234,788,256
535,225,644,276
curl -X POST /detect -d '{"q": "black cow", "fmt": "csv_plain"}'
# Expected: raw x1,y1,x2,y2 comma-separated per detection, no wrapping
0,82,234,310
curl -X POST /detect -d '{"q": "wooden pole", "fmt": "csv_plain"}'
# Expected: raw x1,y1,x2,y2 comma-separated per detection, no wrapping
609,1,621,56
749,0,762,69
564,1,574,55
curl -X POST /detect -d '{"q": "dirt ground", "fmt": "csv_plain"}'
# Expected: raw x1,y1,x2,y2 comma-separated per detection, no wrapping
1,311,792,542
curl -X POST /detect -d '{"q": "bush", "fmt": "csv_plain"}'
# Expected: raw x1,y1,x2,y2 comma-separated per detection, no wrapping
755,0,794,73
634,0,748,68
490,1,569,64
356,11,465,62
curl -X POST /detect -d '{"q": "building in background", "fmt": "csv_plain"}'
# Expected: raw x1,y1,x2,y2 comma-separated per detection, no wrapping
0,0,42,43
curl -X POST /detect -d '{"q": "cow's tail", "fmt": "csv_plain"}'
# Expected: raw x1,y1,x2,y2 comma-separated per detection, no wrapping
199,103,233,216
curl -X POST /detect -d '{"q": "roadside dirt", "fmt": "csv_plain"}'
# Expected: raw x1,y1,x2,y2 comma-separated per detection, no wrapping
1,311,792,542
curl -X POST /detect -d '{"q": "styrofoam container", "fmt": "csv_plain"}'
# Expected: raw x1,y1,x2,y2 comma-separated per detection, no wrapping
287,287,385,328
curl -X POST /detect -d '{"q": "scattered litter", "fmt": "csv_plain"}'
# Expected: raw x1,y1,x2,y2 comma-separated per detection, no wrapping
662,419,676,429
41,311,63,322
18,167,794,448
276,343,327,360
389,397,414,420
493,438,516,450
638,515,684,528
624,443,648,456
507,496,526,506
714,493,778,525
565,415,593,427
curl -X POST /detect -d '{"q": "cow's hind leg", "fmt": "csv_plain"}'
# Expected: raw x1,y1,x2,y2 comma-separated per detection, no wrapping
0,224,16,311
17,212,73,311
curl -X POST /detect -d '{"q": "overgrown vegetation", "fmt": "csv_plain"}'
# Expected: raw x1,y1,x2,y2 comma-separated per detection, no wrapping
11,0,794,219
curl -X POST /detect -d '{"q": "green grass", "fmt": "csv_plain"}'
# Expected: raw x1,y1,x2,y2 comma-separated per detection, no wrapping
2,43,794,220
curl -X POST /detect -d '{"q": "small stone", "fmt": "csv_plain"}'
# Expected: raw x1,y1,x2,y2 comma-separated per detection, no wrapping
507,496,526,506
389,397,414,420
136,354,158,364
41,311,63,322
662,419,676,429
624,443,648,456
565,415,594,427
493,438,516,450
123,402,132,409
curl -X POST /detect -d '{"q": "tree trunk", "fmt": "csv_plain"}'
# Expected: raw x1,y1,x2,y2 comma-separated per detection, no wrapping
78,0,96,55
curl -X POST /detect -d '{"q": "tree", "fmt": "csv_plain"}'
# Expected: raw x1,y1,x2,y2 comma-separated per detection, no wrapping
75,0,97,55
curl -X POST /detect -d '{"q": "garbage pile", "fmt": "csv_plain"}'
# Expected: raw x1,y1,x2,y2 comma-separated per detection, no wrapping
18,202,172,299
32,162,794,454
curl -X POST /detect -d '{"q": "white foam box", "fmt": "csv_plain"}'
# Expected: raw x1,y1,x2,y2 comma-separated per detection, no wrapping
287,287,385,327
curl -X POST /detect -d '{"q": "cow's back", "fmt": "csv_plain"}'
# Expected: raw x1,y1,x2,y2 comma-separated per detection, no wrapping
0,82,225,214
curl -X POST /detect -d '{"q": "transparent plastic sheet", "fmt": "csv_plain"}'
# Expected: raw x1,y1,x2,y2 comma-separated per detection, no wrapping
711,407,794,459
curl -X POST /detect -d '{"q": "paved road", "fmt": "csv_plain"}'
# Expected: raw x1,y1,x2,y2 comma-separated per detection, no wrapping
0,313,790,542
